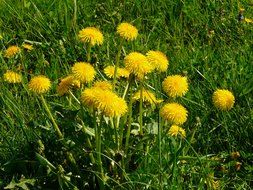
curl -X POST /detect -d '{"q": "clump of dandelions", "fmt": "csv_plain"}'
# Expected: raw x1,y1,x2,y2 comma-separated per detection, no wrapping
4,45,21,58
3,70,22,84
28,75,51,94
160,103,188,125
117,22,138,41
78,27,104,46
71,62,96,84
81,87,128,117
212,89,235,111
162,75,188,98
146,50,169,72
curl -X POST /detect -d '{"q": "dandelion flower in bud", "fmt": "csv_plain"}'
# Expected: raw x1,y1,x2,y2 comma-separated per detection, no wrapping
81,87,127,117
212,89,235,110
160,103,188,125
168,125,186,138
146,50,169,72
72,62,96,83
124,52,152,79
22,43,33,51
78,27,104,46
57,76,80,96
133,89,158,105
162,75,188,98
28,75,51,94
117,22,138,41
104,66,130,79
4,45,21,58
93,81,112,91
3,70,22,83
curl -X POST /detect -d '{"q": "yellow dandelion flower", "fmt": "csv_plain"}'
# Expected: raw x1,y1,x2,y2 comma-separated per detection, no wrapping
160,103,188,125
119,68,130,78
104,66,130,79
212,89,235,110
22,43,33,51
124,52,153,79
81,87,128,117
78,27,104,46
57,76,80,96
162,75,188,98
117,22,138,41
244,18,253,23
3,70,22,83
168,125,186,138
72,62,96,83
146,50,169,72
4,45,21,58
93,81,112,91
28,75,51,94
133,89,158,105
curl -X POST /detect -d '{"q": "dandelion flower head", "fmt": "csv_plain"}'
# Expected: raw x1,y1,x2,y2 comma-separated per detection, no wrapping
124,52,153,79
93,81,112,91
4,45,21,58
162,75,188,98
146,50,169,72
28,75,51,94
212,89,235,110
117,22,138,41
3,70,22,83
160,103,188,125
78,27,104,46
81,87,128,117
168,125,186,138
57,75,80,96
72,62,96,83
133,89,158,105
104,66,130,79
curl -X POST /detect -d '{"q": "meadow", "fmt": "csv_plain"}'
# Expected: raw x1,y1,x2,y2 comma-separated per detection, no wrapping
0,0,253,189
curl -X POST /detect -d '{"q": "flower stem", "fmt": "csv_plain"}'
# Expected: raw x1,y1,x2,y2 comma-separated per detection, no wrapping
158,105,163,190
112,39,123,90
94,111,105,189
139,81,144,136
87,43,92,62
125,75,134,158
40,95,63,139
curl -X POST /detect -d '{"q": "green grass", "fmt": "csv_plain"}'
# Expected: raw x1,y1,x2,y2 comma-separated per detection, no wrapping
0,0,253,189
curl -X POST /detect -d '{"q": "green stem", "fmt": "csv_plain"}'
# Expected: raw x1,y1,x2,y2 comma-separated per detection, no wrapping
112,39,123,90
87,43,92,62
158,106,163,190
139,81,144,136
94,111,105,189
125,75,134,158
40,95,63,139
